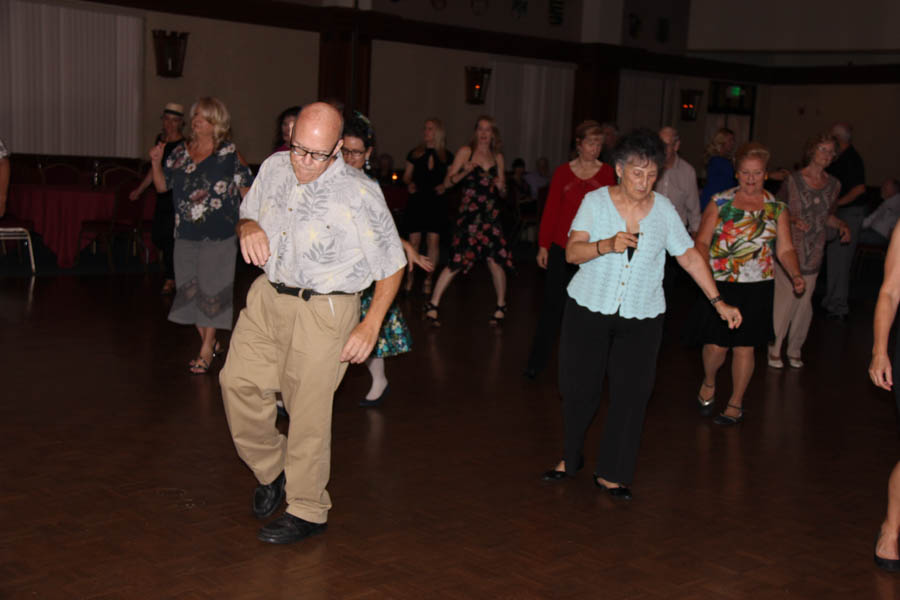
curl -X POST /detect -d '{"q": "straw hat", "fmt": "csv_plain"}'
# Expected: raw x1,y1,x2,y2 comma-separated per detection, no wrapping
163,102,184,117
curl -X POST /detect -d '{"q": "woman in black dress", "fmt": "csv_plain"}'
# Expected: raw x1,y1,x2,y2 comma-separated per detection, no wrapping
402,118,453,295
424,115,513,327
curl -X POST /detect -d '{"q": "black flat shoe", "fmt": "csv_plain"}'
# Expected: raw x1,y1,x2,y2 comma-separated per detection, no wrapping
875,534,900,572
257,512,327,544
541,456,583,481
359,385,389,408
252,471,286,519
594,476,633,500
713,404,745,426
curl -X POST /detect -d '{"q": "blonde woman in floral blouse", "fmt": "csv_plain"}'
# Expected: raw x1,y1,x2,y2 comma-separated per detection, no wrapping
688,142,804,425
150,97,253,374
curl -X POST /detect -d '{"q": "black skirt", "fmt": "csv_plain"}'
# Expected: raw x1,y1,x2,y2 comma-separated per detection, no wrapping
683,280,774,348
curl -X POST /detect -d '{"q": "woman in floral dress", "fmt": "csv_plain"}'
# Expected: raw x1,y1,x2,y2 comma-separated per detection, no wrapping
424,115,513,327
150,97,253,374
341,114,433,406
688,142,804,424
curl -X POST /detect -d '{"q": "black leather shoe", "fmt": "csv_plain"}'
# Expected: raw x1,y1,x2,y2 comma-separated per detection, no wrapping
359,385,389,408
875,535,900,572
541,456,583,481
252,471,285,519
257,512,327,544
594,476,633,500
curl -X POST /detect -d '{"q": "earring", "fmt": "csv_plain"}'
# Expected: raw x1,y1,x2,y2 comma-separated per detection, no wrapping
365,157,370,170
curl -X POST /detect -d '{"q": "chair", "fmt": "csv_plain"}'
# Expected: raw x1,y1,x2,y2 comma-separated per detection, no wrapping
42,163,81,185
0,215,37,273
76,175,144,271
102,166,140,189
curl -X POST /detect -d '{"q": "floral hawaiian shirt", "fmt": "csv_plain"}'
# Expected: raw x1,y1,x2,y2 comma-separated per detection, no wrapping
708,187,786,283
164,141,254,241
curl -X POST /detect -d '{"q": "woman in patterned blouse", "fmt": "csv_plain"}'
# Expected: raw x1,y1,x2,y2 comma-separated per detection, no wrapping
690,142,804,424
150,97,253,374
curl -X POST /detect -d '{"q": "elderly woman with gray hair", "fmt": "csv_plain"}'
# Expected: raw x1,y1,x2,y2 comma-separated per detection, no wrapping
150,97,253,374
541,129,741,500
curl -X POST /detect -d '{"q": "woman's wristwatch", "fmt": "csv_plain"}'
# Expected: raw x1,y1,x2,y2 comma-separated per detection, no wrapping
709,296,722,305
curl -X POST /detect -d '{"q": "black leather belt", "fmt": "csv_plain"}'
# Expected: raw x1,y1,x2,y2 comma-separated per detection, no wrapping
269,280,355,301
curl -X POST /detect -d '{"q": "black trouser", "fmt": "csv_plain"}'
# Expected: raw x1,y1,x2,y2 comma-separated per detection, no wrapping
559,298,664,484
526,244,578,374
151,191,175,280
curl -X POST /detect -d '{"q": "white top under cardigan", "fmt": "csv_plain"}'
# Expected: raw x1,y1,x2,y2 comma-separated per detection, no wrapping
567,186,695,319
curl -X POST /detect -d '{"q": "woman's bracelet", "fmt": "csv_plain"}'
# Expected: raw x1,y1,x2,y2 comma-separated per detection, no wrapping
709,295,722,305
596,240,602,256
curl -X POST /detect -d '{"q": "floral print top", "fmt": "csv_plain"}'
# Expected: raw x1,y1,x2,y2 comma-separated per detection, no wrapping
708,187,786,283
164,141,254,241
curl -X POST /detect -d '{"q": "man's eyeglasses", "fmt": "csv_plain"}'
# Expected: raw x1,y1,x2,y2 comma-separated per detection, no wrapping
340,148,366,159
290,141,338,162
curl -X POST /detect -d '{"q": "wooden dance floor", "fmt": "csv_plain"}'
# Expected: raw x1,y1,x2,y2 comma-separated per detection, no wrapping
1,260,897,599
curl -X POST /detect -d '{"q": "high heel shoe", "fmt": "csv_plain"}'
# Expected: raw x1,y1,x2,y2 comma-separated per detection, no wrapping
875,533,900,572
489,304,507,327
697,381,715,417
541,456,583,481
423,302,440,327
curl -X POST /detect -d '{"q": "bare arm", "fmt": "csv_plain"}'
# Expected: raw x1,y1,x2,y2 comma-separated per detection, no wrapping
825,214,851,243
694,199,719,253
837,183,866,207
565,229,637,264
444,146,472,188
676,246,742,328
494,154,506,196
0,157,9,217
870,226,900,389
402,160,415,192
340,267,404,364
149,142,167,193
774,209,806,294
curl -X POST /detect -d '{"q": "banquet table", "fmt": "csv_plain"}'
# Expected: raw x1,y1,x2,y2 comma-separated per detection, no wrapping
8,184,157,269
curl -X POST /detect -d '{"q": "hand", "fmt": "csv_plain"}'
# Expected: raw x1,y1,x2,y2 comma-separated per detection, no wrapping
407,182,417,194
128,187,142,202
838,222,851,243
238,220,271,267
870,353,894,390
434,183,446,195
340,320,378,364
536,247,549,269
791,217,810,232
404,245,434,273
715,302,742,329
791,275,806,295
149,142,165,164
607,232,638,254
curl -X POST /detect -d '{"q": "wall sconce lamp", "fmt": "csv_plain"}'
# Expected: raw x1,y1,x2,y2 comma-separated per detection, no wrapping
680,89,703,121
465,67,492,104
152,30,189,78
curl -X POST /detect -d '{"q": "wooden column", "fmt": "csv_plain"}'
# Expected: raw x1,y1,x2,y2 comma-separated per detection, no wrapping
317,9,371,117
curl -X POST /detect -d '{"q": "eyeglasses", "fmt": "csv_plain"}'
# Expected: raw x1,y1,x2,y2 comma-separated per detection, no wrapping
290,141,338,162
816,145,836,155
340,148,366,159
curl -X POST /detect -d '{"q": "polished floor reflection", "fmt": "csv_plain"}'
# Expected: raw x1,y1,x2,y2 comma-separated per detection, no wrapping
1,260,897,599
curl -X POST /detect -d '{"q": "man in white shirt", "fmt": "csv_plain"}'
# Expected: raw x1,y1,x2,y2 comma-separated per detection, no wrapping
656,127,700,234
860,178,900,247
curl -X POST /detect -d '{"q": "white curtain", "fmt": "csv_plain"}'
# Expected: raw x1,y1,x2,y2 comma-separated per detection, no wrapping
487,59,575,170
0,0,142,157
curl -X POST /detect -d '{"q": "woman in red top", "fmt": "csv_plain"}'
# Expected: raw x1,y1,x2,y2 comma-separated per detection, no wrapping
524,120,616,379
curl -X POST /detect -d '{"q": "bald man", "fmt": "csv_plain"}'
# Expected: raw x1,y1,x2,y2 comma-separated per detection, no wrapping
656,126,700,234
220,102,406,544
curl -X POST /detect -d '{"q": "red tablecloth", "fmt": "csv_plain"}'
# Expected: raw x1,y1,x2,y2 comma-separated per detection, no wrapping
8,184,157,268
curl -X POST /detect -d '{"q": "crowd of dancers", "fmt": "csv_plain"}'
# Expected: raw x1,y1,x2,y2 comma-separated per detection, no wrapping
129,97,900,561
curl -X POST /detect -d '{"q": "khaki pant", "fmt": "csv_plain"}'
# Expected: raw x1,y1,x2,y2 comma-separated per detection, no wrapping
220,275,360,523
770,265,819,359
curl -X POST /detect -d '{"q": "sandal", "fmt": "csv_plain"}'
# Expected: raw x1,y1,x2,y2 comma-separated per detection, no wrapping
423,302,440,327
189,357,212,375
489,304,507,327
713,403,744,426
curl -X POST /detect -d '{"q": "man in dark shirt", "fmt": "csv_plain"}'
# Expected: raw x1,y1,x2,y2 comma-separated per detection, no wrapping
822,122,866,320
